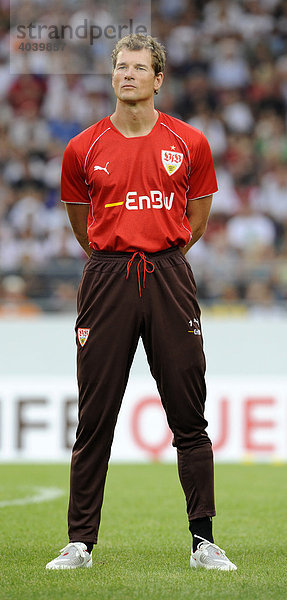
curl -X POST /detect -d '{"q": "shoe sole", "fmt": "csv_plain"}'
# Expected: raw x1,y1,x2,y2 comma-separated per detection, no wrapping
46,559,93,570
190,556,237,571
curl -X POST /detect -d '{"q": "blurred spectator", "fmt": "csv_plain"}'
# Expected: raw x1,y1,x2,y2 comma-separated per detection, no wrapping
226,198,277,252
209,165,240,214
244,280,284,316
174,72,216,121
255,162,287,223
7,74,47,115
0,275,42,316
209,38,251,89
188,104,227,156
221,90,254,134
202,0,244,36
8,186,49,235
238,0,275,40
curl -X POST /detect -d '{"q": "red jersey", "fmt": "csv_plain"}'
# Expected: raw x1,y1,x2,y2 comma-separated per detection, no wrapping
61,111,218,252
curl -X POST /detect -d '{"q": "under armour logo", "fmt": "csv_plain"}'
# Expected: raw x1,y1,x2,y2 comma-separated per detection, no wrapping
94,161,110,174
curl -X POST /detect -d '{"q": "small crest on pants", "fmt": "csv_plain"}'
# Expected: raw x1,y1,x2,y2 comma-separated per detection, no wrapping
78,328,90,347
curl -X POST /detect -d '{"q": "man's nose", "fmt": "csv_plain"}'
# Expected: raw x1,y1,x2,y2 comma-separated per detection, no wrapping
124,68,135,79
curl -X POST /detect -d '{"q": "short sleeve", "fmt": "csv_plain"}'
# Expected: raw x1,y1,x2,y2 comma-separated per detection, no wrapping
188,132,218,200
61,139,90,204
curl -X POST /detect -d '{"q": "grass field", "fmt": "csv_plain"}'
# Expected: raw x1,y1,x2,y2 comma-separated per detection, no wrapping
1,463,286,600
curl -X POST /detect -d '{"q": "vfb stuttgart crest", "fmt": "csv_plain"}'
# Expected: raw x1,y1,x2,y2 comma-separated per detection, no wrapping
77,328,90,347
161,150,183,176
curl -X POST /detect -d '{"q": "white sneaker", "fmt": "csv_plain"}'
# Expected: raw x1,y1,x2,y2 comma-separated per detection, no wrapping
46,542,92,570
190,536,237,571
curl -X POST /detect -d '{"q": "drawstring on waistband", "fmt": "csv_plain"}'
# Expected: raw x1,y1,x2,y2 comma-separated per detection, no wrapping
126,251,155,297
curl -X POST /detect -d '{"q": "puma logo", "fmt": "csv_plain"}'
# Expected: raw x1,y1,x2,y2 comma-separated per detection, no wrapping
94,161,110,174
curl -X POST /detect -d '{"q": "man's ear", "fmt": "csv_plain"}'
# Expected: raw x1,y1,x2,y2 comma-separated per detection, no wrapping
154,72,164,95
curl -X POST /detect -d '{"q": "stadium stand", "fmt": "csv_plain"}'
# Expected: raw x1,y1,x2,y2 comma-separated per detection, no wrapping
0,0,286,312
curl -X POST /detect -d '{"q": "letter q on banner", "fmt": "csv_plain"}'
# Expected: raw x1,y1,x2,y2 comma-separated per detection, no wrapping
131,396,173,461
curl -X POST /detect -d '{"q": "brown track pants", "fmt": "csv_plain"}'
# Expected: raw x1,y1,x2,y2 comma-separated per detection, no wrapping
68,247,215,544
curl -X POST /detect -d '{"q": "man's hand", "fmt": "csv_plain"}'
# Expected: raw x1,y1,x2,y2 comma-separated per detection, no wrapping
65,203,92,257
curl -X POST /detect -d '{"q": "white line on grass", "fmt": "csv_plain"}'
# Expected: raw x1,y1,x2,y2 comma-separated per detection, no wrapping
0,487,64,508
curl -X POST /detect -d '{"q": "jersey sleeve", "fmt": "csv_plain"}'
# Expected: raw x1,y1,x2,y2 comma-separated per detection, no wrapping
61,139,90,204
188,132,218,200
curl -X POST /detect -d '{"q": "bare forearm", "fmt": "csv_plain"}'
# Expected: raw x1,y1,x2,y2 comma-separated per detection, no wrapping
180,226,206,255
180,195,213,255
74,231,92,257
65,203,92,257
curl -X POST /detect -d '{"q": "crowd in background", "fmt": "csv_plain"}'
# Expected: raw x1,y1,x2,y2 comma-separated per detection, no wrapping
0,0,287,314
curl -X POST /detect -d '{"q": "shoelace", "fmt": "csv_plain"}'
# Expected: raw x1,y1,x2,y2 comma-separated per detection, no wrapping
197,540,226,557
60,542,87,558
126,251,155,297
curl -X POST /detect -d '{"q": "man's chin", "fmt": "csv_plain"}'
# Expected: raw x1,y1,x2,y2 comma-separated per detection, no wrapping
120,90,138,98
119,92,139,103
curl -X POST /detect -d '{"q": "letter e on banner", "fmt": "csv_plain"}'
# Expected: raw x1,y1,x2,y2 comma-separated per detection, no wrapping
243,397,276,453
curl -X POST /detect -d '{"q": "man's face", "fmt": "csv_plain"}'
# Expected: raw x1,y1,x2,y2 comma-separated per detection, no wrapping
112,48,163,103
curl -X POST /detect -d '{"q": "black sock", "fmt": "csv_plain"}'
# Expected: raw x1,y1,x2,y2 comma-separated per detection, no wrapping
83,542,93,554
189,517,214,552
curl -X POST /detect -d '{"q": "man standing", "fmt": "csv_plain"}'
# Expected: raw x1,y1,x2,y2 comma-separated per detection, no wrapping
46,34,237,572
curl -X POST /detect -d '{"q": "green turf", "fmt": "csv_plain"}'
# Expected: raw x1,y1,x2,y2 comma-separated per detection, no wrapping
1,463,286,600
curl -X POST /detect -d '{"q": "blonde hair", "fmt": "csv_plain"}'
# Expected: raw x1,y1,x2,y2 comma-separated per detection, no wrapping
111,33,166,76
